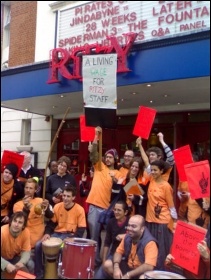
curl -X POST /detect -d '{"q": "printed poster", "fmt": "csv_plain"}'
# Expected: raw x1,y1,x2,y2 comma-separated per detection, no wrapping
83,54,117,109
171,220,206,274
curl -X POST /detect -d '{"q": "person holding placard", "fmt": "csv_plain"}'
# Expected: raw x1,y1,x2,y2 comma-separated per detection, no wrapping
86,126,122,267
110,157,149,218
136,133,175,182
145,160,177,271
178,188,210,229
165,222,210,279
177,154,210,229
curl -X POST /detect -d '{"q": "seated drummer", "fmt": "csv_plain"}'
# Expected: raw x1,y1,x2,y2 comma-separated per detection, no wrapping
34,184,86,278
1,211,34,277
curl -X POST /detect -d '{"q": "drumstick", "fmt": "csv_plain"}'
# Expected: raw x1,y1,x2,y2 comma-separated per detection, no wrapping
42,107,70,199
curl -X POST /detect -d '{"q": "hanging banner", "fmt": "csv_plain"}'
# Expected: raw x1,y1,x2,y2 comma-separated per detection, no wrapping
83,53,117,109
184,160,210,199
1,150,24,177
133,106,157,139
80,115,95,142
82,53,117,128
173,145,193,182
171,220,206,275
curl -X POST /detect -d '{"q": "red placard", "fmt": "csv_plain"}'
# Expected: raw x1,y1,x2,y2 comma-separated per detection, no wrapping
132,106,156,139
171,220,206,275
80,115,95,142
173,145,193,181
1,150,24,177
14,270,36,279
184,160,210,199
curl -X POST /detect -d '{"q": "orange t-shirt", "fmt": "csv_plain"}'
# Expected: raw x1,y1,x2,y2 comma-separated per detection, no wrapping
86,162,122,209
187,197,210,229
119,166,129,178
52,202,86,233
13,197,44,248
1,177,14,216
146,179,175,224
116,236,158,268
1,224,31,260
138,170,150,185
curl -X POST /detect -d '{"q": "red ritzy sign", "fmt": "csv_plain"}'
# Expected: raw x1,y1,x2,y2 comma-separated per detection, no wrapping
47,32,137,84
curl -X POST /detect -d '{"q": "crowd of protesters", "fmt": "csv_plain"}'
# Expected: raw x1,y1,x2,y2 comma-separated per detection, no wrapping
1,128,210,279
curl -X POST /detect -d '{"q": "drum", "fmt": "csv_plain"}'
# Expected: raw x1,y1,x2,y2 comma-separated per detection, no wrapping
42,237,63,279
144,270,186,279
58,238,97,279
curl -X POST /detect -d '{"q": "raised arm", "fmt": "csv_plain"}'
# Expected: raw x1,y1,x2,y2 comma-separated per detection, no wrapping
157,132,175,166
89,126,102,165
136,137,150,168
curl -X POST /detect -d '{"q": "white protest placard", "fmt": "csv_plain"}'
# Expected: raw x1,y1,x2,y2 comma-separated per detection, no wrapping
83,54,117,109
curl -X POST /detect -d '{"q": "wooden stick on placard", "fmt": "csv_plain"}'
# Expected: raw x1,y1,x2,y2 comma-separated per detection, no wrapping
98,131,102,171
42,107,71,199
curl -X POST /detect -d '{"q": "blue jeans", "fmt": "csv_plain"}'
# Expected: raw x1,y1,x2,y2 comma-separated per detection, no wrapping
87,205,105,266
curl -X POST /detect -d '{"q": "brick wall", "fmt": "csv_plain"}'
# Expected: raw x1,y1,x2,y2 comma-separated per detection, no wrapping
9,1,37,66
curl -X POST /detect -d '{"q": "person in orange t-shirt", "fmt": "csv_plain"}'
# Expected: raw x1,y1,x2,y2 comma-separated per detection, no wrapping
33,184,86,279
1,163,24,226
100,215,158,279
43,184,86,239
13,178,53,249
118,150,135,178
1,211,33,277
86,126,123,267
146,160,177,271
136,134,174,183
177,181,210,229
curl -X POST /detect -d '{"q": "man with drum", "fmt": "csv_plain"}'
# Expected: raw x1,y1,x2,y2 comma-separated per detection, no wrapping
13,178,54,278
13,178,53,249
34,184,86,278
1,211,34,277
101,215,158,279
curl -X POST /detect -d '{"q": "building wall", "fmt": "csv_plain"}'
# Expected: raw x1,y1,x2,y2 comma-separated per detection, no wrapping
1,107,58,169
35,1,56,62
9,1,37,66
1,2,58,169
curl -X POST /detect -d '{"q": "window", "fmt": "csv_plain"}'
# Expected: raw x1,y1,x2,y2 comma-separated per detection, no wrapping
4,8,10,28
21,119,31,145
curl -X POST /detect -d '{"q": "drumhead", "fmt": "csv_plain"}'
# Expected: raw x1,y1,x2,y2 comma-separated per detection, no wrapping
144,270,186,279
42,237,63,247
64,237,97,246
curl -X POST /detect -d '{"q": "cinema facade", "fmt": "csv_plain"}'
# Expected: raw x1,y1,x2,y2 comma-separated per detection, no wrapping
1,1,210,186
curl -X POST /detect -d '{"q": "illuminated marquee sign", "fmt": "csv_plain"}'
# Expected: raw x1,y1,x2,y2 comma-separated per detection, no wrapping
47,32,137,84
58,1,210,49
47,1,210,84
